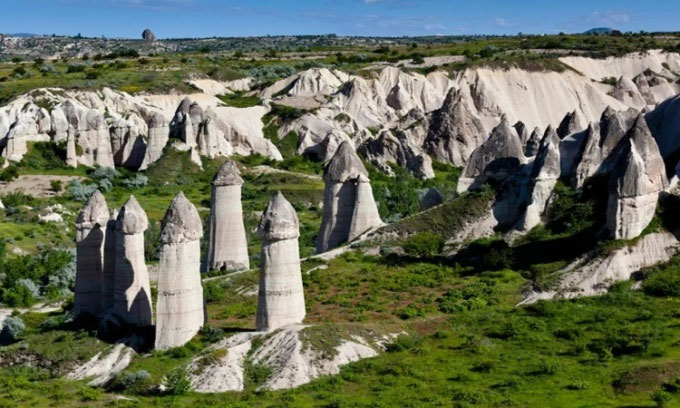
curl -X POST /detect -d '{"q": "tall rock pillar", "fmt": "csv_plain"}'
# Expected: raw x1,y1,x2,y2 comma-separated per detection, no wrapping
113,196,153,326
256,192,306,332
205,160,249,272
74,190,109,317
155,192,204,350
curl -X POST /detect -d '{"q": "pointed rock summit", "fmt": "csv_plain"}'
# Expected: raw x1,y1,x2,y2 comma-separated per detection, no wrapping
74,191,109,317
557,110,585,139
425,88,487,167
256,192,306,332
607,115,668,240
457,117,525,193
113,196,152,327
206,160,249,272
155,192,204,350
317,141,382,253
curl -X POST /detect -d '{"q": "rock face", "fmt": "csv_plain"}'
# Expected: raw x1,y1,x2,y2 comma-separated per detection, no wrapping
420,188,444,211
139,113,169,170
557,110,585,139
516,127,561,231
361,129,434,179
607,115,668,240
77,109,115,168
155,192,204,350
142,29,156,41
101,209,118,313
74,191,109,317
424,88,487,167
113,196,153,327
317,142,382,253
256,192,306,332
457,117,525,193
205,160,249,272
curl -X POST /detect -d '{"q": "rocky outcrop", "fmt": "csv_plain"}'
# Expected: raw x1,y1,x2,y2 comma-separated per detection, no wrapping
646,93,680,159
607,115,668,240
521,231,680,303
516,127,561,232
424,88,487,167
77,109,115,168
197,108,233,159
557,110,585,139
457,117,525,193
65,126,77,168
205,160,249,272
139,113,169,170
525,127,542,157
113,196,152,327
256,192,306,332
50,107,69,143
361,129,434,179
111,118,146,170
170,98,197,147
317,142,382,253
142,29,156,41
155,192,204,350
74,191,109,317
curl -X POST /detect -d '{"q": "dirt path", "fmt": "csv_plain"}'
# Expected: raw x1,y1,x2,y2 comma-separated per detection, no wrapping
0,175,83,198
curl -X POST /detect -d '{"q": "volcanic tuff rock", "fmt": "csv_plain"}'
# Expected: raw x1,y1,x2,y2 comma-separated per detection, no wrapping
361,129,434,179
256,192,306,332
425,88,487,167
155,192,204,350
139,112,169,170
420,188,444,211
524,127,542,157
457,117,525,193
142,29,156,41
317,142,382,253
101,209,118,313
557,110,586,139
607,115,668,240
516,127,561,232
74,191,109,317
114,196,153,327
206,160,249,272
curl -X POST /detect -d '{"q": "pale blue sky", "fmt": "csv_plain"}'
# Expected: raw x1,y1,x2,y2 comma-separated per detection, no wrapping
1,0,677,38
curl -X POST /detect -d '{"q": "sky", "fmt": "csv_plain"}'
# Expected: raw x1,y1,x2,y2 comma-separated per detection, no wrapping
1,0,679,38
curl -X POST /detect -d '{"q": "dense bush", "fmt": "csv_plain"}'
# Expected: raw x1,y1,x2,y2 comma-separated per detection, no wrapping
643,261,680,297
164,368,192,395
402,232,445,258
0,165,19,182
0,316,25,343
66,179,98,201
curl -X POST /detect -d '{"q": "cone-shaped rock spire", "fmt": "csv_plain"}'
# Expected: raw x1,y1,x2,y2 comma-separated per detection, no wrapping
256,192,305,332
155,192,205,350
101,209,118,312
607,115,668,240
206,160,249,272
113,196,152,326
317,142,382,253
74,191,109,317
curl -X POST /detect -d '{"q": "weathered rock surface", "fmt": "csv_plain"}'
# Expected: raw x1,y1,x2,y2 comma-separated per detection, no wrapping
557,110,585,139
424,88,487,166
155,192,204,350
206,160,249,272
516,127,561,232
607,115,668,240
74,191,109,317
317,142,382,253
142,29,156,41
77,109,115,168
256,192,306,332
361,129,434,179
139,112,169,170
420,188,444,211
457,117,525,193
113,196,152,327
101,209,118,313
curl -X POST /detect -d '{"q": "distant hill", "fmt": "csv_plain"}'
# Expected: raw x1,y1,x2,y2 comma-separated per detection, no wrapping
584,27,615,35
7,33,39,38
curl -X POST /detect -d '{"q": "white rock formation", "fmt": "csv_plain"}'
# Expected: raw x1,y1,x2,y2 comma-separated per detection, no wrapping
66,339,137,386
317,141,382,253
521,231,680,303
101,209,118,313
205,160,249,272
76,109,115,168
139,112,169,170
113,196,153,327
607,115,668,240
65,126,77,168
424,88,487,166
516,127,561,232
74,191,109,317
457,117,525,193
256,192,306,332
155,192,204,350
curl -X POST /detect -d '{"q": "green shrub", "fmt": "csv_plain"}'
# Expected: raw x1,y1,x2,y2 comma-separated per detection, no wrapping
402,232,445,258
0,165,19,182
50,180,63,193
163,368,192,395
643,269,680,297
0,316,25,343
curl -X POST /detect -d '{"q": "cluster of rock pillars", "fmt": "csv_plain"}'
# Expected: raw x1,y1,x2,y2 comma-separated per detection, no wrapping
72,141,382,350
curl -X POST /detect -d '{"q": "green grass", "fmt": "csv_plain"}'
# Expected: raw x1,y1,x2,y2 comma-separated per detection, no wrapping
217,92,263,108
